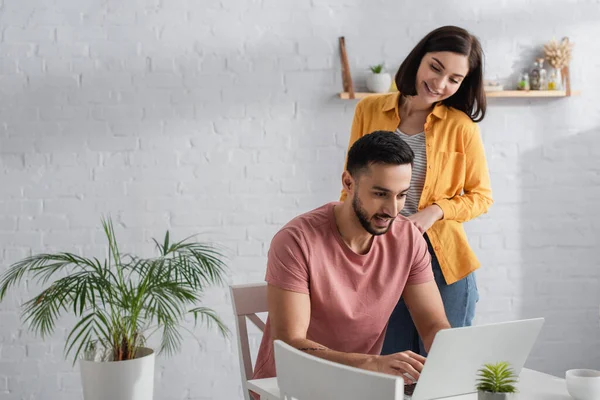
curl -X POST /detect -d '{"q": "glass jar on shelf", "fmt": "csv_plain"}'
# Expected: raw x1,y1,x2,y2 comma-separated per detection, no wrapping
547,67,562,90
530,61,541,90
517,72,530,90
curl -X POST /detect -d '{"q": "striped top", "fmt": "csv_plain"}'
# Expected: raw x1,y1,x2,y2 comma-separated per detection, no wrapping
396,129,427,217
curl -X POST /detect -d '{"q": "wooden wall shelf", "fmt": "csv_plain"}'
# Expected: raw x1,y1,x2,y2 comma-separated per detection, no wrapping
338,90,580,100
484,90,580,98
336,36,579,102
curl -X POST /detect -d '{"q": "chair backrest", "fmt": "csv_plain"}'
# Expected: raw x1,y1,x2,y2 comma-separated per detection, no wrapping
230,283,268,400
274,340,404,400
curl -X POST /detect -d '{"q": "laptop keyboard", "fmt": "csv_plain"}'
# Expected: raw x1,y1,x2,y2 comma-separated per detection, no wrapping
404,382,417,396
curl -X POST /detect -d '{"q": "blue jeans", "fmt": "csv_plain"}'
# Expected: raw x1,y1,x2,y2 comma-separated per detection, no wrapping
381,234,479,356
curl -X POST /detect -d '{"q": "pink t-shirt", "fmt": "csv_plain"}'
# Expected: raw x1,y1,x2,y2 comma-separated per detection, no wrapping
252,202,433,380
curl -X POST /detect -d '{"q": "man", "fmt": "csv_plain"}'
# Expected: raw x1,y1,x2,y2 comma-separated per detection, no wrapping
252,130,450,383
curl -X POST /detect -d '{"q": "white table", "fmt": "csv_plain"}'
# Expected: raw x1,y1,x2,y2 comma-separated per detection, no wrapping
247,368,571,399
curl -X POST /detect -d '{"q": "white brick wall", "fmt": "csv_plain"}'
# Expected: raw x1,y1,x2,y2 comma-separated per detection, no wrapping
1,0,600,398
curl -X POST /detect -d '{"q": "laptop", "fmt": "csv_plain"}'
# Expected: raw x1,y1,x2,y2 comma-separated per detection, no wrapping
404,318,545,400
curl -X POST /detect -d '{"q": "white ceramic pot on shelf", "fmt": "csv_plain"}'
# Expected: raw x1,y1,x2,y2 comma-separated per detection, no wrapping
366,72,392,93
80,347,155,400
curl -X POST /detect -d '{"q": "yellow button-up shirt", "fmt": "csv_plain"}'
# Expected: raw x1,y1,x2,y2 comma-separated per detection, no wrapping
340,92,493,284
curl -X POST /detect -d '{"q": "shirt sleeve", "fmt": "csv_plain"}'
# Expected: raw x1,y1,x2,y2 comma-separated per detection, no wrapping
265,228,310,294
406,228,434,285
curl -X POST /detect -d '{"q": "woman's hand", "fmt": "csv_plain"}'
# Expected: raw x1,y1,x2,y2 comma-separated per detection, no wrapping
407,205,444,233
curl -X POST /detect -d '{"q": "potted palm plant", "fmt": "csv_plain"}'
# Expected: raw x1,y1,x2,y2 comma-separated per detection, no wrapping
476,362,519,400
0,218,229,400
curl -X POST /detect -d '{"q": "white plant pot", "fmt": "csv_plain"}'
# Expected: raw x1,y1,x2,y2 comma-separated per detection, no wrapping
366,72,392,93
80,347,155,400
477,391,517,400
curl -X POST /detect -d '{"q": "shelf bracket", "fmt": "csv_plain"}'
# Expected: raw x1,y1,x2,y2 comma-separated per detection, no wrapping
338,37,355,100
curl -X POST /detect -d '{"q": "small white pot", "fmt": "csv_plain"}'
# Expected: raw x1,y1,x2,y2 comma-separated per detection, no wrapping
477,391,518,400
366,72,392,93
80,347,155,400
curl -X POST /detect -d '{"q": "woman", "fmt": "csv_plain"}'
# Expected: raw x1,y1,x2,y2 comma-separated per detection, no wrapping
340,26,493,356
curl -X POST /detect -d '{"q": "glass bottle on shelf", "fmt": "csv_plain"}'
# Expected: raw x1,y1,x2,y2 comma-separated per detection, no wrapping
517,72,530,90
538,58,547,90
530,60,542,90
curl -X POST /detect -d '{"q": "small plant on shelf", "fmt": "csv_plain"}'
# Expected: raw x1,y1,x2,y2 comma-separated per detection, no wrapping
475,362,518,399
366,63,391,93
369,63,384,74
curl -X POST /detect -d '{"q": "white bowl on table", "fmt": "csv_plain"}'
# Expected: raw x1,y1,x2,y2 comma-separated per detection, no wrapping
566,369,600,400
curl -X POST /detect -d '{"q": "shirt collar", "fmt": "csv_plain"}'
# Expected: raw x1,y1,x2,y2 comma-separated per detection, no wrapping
431,102,448,120
382,92,400,112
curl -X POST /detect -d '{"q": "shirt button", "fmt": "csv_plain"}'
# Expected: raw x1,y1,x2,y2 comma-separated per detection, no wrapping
423,185,429,190
435,246,440,251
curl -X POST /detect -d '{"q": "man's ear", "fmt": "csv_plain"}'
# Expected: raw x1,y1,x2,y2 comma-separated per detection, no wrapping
342,171,355,194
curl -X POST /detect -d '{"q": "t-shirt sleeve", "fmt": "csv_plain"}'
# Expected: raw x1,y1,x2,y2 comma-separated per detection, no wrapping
406,230,434,285
265,228,310,294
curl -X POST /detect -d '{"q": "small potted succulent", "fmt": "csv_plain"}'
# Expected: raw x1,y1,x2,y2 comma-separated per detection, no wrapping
476,362,519,400
366,63,392,93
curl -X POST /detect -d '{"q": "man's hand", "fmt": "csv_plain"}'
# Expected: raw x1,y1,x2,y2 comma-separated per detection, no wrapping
364,351,426,382
406,204,444,233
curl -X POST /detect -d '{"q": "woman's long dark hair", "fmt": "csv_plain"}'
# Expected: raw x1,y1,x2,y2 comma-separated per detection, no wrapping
395,26,486,122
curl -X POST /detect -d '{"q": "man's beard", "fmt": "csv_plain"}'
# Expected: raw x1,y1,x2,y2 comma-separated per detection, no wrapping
352,195,395,236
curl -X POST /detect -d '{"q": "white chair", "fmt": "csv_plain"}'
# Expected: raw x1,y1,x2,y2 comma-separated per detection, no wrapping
274,339,404,400
230,283,268,400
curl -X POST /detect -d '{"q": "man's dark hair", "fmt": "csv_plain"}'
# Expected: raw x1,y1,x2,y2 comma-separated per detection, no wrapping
346,130,414,177
395,25,486,122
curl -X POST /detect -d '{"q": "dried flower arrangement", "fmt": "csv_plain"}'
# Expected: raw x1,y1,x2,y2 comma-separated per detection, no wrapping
543,37,573,69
